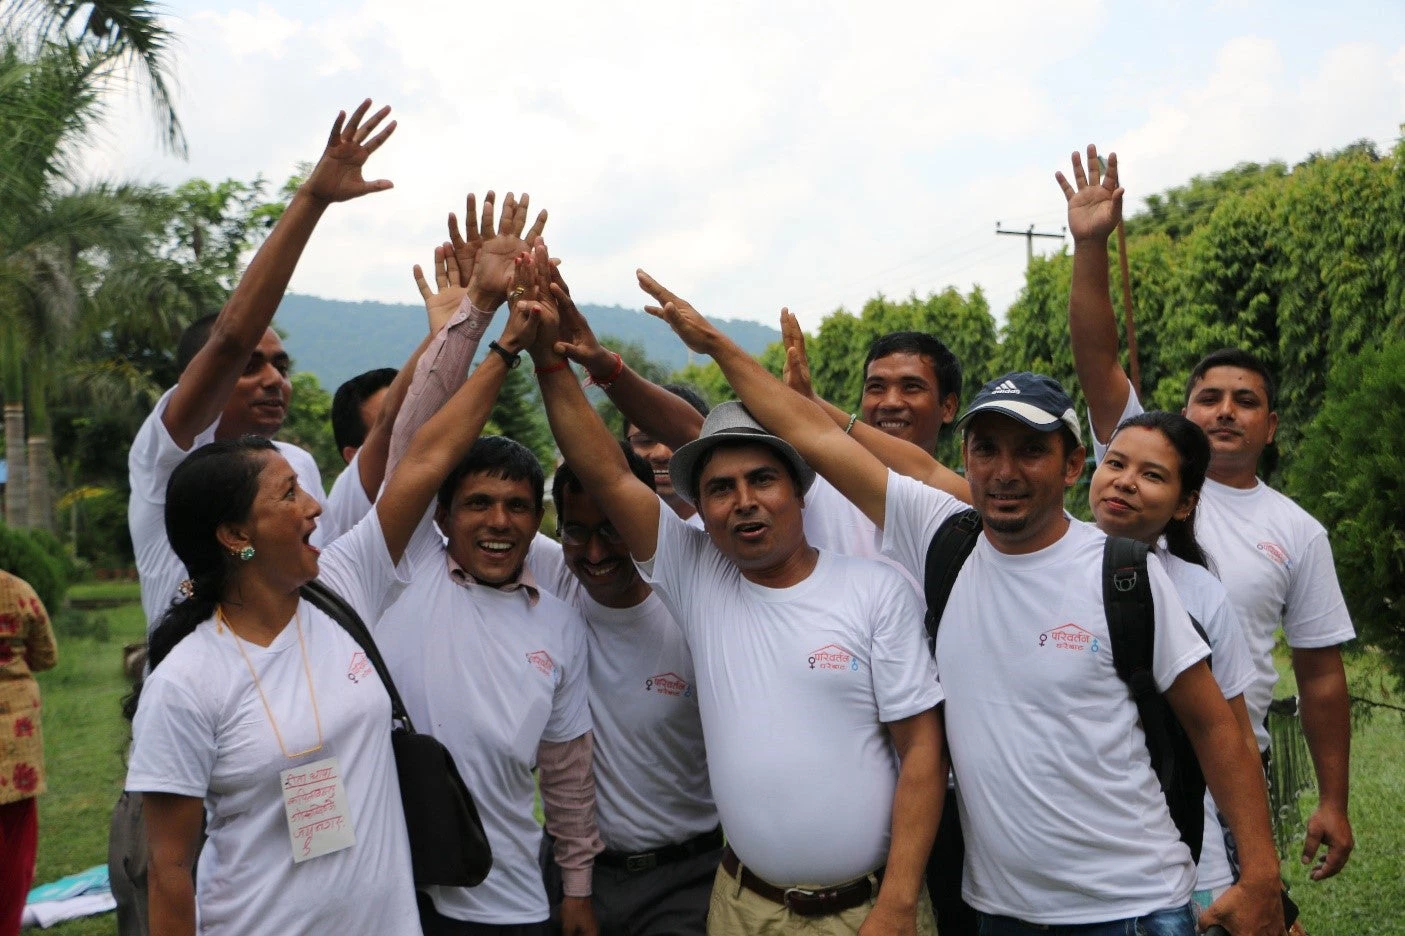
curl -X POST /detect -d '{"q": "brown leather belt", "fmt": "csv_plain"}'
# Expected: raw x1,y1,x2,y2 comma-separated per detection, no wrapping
720,846,883,918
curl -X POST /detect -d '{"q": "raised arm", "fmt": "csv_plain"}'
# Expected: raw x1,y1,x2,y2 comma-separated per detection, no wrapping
164,100,396,448
1057,144,1131,444
554,286,705,449
386,191,547,477
634,272,893,528
520,244,662,561
780,309,970,502
373,283,540,565
1166,663,1283,936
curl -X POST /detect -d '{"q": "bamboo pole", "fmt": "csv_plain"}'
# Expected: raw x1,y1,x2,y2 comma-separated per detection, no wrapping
1115,220,1141,398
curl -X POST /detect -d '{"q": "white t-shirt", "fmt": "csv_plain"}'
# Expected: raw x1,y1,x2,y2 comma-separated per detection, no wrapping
882,471,1209,924
639,503,942,888
129,386,329,630
1093,387,1356,750
125,512,417,935
1159,549,1255,890
377,519,592,925
527,536,717,853
320,451,375,546
802,475,882,557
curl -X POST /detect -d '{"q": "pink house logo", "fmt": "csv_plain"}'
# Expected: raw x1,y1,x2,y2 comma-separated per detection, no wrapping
645,672,691,697
346,651,374,684
526,650,556,677
808,643,859,672
1257,541,1291,569
1039,623,1101,654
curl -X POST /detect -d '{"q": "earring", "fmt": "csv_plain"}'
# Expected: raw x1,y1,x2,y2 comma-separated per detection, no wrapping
236,545,256,561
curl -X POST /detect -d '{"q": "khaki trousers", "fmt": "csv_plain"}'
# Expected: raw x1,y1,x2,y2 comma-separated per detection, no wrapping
707,862,937,936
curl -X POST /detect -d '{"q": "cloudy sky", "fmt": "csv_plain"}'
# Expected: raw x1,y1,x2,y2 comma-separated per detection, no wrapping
84,0,1405,330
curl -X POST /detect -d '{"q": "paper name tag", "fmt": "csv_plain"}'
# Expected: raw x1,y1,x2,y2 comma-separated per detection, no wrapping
280,756,356,863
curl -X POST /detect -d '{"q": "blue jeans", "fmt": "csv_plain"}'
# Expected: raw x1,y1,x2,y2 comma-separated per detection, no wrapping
976,902,1198,936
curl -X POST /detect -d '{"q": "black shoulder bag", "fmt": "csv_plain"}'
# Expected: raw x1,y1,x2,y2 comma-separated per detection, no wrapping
301,579,493,888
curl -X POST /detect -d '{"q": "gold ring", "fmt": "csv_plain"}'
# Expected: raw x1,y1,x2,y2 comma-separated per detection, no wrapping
508,286,526,300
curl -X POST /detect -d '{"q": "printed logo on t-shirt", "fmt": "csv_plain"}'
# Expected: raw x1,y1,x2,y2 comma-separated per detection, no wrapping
1256,541,1292,569
1038,623,1101,653
645,672,692,698
807,643,860,672
346,651,374,684
526,650,556,677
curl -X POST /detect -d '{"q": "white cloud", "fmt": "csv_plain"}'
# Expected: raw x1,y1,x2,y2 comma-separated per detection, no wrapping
73,2,1405,345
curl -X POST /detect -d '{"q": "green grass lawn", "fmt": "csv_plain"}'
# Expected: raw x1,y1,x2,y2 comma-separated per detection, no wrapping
27,596,1405,935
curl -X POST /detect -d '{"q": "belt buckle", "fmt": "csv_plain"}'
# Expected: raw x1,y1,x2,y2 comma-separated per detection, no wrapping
624,852,658,873
782,886,822,914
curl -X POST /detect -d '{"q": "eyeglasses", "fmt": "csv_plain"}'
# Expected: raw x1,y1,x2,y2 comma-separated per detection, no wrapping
560,522,625,548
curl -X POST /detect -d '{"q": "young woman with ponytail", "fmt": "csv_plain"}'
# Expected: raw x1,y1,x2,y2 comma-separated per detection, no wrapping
125,294,542,936
1088,410,1263,912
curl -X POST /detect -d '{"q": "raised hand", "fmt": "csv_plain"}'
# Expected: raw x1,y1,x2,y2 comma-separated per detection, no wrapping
511,238,562,360
462,191,549,311
780,308,815,399
412,243,469,334
1056,144,1123,244
636,270,723,355
548,270,615,377
302,99,396,205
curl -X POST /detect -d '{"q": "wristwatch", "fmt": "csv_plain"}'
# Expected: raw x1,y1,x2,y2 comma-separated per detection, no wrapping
488,340,521,368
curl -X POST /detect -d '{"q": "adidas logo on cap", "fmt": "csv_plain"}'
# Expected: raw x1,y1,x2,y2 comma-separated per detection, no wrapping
991,379,1021,394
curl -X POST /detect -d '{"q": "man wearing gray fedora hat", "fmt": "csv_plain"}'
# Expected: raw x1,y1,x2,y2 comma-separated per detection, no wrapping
517,243,945,936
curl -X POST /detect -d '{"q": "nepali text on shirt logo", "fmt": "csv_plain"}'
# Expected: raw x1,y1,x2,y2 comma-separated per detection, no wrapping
645,672,692,697
808,643,860,672
1256,541,1292,569
1038,623,1101,653
346,651,374,684
526,650,556,677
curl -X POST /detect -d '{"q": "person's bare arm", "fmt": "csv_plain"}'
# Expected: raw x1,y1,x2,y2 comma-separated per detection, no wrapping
164,100,396,448
1166,663,1283,936
144,792,205,936
863,709,944,936
636,271,892,528
554,286,705,449
780,309,970,503
374,290,539,565
518,244,662,561
385,192,547,478
1056,144,1131,444
1292,644,1354,879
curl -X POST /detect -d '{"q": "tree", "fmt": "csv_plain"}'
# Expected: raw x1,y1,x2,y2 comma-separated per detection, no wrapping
0,0,185,530
279,372,339,488
1287,341,1405,687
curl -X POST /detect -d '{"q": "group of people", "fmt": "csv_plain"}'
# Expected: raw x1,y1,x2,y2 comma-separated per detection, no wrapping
113,102,1355,936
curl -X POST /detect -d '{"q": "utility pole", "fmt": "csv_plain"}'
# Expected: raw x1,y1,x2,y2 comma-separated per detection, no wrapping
996,222,1066,266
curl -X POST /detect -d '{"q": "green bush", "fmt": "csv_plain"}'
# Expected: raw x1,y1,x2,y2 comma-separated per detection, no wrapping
1287,340,1405,687
0,523,70,611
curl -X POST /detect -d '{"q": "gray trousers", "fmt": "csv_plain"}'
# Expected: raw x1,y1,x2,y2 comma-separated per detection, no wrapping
592,846,720,936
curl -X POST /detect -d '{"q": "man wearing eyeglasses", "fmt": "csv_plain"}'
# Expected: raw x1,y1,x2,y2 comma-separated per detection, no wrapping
528,442,720,936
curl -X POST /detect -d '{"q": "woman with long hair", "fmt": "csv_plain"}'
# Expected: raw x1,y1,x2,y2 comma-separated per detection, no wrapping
125,295,540,935
1089,410,1261,912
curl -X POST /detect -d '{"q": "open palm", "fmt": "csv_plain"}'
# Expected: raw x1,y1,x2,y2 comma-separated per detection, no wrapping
303,99,396,204
1057,144,1123,243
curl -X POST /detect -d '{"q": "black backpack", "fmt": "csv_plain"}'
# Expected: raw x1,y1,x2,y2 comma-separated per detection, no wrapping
921,508,1208,863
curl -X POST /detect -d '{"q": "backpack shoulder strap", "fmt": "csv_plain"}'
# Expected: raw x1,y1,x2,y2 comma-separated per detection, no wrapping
922,507,982,654
1103,536,1157,701
300,579,416,733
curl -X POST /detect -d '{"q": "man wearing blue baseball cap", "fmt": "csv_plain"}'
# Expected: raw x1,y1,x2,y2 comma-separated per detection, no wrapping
640,276,1284,936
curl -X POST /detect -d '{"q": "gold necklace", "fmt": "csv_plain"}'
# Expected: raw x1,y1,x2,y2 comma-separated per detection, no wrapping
217,604,325,759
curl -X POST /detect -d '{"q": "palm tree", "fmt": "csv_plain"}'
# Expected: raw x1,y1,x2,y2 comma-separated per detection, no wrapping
0,0,184,530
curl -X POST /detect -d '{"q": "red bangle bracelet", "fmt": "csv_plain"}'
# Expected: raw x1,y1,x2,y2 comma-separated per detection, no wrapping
534,359,570,375
586,352,625,389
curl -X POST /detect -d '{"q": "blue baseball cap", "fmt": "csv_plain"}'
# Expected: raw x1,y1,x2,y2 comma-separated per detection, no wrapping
955,372,1083,445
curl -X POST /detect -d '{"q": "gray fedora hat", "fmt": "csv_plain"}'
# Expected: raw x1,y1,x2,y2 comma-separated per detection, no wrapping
668,401,817,507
